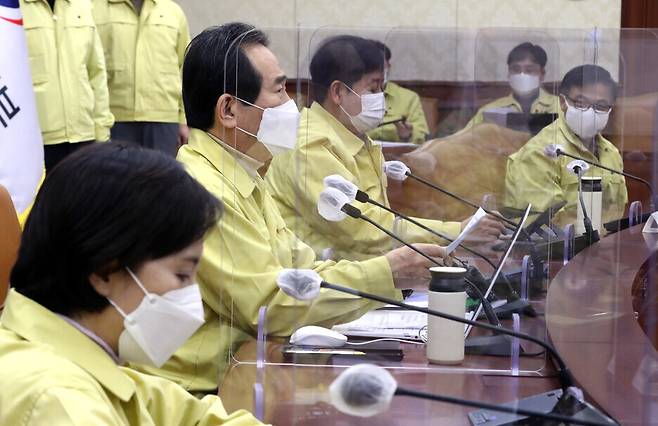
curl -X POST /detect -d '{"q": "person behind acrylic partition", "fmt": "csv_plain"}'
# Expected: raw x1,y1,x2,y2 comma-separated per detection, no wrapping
93,0,191,156
461,42,560,132
20,0,114,172
266,35,505,262
0,143,264,425
504,64,628,228
365,40,430,144
140,22,452,394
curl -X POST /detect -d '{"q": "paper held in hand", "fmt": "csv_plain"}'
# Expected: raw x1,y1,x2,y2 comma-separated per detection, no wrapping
446,208,487,254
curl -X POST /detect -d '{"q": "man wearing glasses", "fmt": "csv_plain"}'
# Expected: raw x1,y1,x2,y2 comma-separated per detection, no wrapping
504,64,628,228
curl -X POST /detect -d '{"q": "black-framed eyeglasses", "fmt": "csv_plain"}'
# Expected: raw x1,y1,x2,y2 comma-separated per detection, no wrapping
561,94,612,114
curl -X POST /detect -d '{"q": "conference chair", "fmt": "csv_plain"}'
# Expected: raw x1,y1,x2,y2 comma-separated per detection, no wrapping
0,185,21,308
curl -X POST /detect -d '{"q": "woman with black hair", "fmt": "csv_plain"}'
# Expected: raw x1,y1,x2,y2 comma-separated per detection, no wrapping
0,143,263,425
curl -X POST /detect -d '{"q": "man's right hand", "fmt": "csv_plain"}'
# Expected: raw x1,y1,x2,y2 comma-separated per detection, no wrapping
385,243,451,289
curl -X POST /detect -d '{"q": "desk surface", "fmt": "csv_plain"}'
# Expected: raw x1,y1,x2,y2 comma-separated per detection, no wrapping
220,309,559,424
218,226,658,424
220,340,558,425
546,225,658,425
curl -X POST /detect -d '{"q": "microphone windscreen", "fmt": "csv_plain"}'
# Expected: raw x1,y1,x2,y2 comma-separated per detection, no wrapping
276,269,322,301
383,161,410,181
329,364,397,417
323,175,358,202
318,187,350,222
566,159,590,176
544,144,565,159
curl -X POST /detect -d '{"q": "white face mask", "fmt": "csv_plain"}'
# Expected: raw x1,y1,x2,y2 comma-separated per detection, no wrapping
108,268,205,368
508,73,540,96
563,96,610,140
339,83,386,134
237,98,301,156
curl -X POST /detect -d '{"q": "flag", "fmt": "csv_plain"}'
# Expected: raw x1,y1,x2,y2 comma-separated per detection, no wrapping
0,0,43,216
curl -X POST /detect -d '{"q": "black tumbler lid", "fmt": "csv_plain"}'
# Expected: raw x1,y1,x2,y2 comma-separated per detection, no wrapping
429,266,467,292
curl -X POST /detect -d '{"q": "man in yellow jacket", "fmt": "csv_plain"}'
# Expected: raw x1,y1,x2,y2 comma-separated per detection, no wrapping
93,0,190,156
21,0,114,171
366,40,429,144
266,35,505,262
461,42,560,133
505,64,628,229
139,23,451,394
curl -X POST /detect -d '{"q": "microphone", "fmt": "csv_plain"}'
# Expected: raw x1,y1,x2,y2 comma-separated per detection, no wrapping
318,187,443,268
322,175,499,272
383,160,520,229
545,143,656,211
329,364,618,425
322,176,526,324
317,187,517,340
276,268,574,391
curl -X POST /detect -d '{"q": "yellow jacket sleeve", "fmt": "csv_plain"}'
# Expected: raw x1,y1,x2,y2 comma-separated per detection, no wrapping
20,387,123,425
177,13,190,124
406,92,430,144
121,368,266,426
274,141,459,259
88,28,113,142
504,140,563,215
199,191,400,337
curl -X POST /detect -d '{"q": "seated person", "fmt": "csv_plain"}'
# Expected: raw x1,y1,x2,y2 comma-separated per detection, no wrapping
461,42,560,131
142,23,451,394
366,40,430,144
267,35,504,262
504,64,628,228
1,144,262,425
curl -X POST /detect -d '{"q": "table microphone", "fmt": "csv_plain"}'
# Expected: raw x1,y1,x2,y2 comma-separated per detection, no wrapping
317,187,515,333
567,160,600,245
383,160,520,229
329,364,617,426
326,177,533,323
544,143,656,211
318,187,444,267
322,175,500,273
276,268,574,391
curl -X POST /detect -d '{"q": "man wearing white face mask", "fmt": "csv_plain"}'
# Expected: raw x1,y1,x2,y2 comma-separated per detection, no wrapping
366,40,430,144
153,23,452,394
460,42,560,133
267,35,505,262
505,64,628,228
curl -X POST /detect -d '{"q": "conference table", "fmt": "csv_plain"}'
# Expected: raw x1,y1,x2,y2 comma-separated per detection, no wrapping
219,226,658,425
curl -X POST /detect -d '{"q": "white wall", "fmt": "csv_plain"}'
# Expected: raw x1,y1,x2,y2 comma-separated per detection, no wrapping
177,0,622,81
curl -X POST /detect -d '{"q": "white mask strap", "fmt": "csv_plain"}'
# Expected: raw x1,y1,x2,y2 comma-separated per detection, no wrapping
236,126,258,139
107,267,152,318
235,96,265,112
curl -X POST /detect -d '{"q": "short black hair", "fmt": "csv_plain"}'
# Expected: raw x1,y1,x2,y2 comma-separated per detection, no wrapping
310,35,385,103
183,22,269,130
559,64,618,100
11,143,223,316
372,40,391,61
507,42,548,68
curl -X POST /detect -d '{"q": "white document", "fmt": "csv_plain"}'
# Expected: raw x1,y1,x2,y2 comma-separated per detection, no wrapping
372,140,416,148
332,307,486,341
332,310,427,340
446,207,486,254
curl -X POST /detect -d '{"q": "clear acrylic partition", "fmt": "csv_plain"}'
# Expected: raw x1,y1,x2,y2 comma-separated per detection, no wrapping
216,25,658,426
